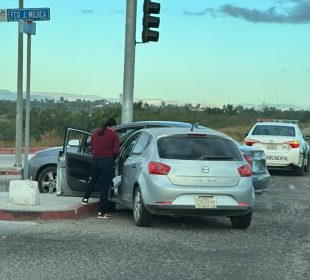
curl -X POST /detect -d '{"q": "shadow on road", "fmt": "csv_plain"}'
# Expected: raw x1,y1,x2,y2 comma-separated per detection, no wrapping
114,207,232,230
268,168,296,177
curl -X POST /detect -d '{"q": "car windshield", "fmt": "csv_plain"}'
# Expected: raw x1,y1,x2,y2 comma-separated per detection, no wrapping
157,134,242,161
252,125,295,137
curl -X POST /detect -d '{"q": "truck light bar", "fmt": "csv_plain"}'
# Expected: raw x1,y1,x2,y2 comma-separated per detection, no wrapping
256,119,299,124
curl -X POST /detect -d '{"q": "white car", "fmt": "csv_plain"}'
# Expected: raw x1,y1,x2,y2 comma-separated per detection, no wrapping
244,120,310,176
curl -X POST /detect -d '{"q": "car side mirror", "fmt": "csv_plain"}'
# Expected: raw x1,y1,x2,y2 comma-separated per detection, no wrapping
244,132,248,138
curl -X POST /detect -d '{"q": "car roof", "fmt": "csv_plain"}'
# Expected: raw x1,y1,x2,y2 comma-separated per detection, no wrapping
254,122,297,127
139,127,230,139
118,120,206,129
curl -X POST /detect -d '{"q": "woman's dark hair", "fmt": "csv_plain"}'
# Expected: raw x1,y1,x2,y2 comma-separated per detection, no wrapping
98,118,117,135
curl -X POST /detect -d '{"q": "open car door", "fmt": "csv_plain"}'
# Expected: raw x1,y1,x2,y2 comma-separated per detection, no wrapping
56,128,96,197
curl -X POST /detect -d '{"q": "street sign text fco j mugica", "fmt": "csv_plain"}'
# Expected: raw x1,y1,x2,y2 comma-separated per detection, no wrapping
7,8,50,22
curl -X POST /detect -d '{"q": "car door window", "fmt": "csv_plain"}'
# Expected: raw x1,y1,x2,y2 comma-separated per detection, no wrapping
65,129,88,154
82,134,92,154
132,132,151,155
118,132,141,174
116,126,145,144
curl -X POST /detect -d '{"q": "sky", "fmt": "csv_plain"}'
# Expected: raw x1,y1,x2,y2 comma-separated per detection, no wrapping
1,0,310,108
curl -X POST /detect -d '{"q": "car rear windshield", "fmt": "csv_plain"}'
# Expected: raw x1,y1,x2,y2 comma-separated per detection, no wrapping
157,134,242,161
252,125,295,137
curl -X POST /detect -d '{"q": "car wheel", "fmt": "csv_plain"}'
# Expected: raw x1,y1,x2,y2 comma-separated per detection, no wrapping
133,187,151,227
230,211,252,229
37,166,57,193
304,155,310,173
294,157,304,176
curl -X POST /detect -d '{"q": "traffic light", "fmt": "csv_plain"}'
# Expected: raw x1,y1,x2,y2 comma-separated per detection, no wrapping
142,0,160,43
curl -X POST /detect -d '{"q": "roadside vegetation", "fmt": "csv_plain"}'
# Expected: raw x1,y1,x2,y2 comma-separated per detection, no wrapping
0,98,309,148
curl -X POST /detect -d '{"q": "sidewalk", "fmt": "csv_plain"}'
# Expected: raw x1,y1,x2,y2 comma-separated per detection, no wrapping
0,192,100,221
0,167,99,221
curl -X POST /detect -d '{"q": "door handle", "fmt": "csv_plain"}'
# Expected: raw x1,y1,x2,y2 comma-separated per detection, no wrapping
131,164,136,168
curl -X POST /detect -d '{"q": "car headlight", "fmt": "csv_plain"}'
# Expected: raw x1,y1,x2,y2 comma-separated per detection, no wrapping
28,153,37,160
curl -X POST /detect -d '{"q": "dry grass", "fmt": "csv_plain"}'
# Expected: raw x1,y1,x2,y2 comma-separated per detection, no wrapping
220,122,310,142
1,123,309,148
0,129,63,148
0,140,12,148
32,129,63,147
217,125,252,142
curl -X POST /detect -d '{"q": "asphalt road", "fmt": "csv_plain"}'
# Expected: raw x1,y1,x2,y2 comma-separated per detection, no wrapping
0,155,24,168
0,170,309,280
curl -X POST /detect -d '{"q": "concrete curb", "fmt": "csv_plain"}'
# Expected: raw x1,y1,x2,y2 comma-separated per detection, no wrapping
0,168,21,176
0,201,99,221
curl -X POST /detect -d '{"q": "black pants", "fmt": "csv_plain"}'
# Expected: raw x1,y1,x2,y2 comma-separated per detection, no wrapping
84,158,114,213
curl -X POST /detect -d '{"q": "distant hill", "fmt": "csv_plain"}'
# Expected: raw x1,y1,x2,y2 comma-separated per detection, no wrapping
238,103,308,111
0,90,16,101
0,89,105,102
1,89,309,111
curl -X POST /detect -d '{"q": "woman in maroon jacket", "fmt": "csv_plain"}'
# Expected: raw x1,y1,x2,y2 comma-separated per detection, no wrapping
81,117,120,219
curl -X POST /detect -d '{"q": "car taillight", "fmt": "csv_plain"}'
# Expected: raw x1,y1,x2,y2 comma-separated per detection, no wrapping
148,161,171,175
238,164,252,177
243,155,253,166
284,140,300,148
244,139,260,146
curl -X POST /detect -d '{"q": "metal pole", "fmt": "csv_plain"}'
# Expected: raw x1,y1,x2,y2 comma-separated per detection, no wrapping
23,32,31,179
15,0,24,169
122,0,137,124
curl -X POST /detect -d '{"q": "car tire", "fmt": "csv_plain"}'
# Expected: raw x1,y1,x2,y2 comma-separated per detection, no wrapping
133,187,151,227
37,166,57,193
230,211,252,229
294,157,304,176
304,155,310,173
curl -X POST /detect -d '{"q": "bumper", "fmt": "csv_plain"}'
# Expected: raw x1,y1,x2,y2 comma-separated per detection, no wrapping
145,204,252,217
266,151,302,168
252,171,270,194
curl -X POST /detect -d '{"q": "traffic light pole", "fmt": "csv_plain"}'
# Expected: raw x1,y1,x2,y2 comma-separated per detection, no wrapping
122,0,137,124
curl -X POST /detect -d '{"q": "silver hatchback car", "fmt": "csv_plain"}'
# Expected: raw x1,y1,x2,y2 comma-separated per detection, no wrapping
57,127,255,229
26,121,269,195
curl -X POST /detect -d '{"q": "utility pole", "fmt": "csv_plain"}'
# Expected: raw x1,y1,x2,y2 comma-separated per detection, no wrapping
22,20,36,179
122,0,137,124
15,0,24,169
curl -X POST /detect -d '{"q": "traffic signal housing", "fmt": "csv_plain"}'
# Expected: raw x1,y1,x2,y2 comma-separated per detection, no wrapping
142,0,160,43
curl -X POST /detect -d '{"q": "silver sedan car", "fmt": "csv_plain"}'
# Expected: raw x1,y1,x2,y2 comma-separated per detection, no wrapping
57,127,255,229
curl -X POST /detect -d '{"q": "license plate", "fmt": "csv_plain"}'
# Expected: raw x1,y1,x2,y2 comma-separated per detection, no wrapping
266,144,278,150
195,196,217,208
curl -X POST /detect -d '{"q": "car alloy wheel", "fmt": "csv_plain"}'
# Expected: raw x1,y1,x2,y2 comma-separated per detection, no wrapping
133,187,151,227
37,166,57,193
